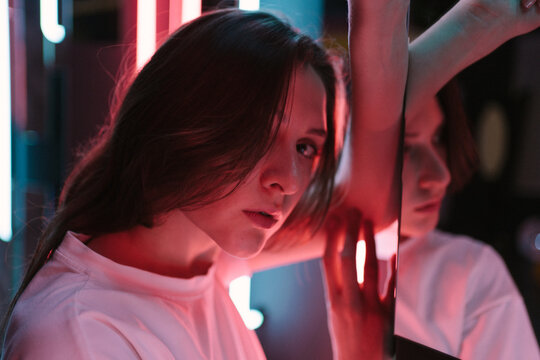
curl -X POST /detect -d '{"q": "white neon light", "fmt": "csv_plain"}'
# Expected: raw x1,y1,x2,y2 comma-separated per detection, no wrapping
182,0,201,24
136,0,156,70
40,0,66,44
357,220,398,291
356,240,366,284
239,0,260,11
229,275,264,330
0,0,11,241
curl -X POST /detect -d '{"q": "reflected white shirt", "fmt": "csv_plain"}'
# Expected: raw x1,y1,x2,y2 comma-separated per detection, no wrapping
395,230,539,359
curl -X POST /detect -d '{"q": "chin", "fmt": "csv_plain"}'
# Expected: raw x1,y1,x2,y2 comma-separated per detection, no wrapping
401,217,438,239
220,229,268,259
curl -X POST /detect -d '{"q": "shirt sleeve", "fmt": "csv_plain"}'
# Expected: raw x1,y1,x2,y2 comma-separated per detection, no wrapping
459,246,540,360
4,303,203,360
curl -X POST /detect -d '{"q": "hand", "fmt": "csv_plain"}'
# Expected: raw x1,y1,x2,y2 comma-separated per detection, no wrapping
321,208,396,360
459,0,540,41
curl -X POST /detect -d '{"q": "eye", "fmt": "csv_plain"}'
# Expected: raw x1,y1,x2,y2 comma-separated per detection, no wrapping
296,142,319,160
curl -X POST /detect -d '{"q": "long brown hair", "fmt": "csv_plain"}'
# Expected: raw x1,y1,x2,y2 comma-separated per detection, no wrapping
1,9,338,339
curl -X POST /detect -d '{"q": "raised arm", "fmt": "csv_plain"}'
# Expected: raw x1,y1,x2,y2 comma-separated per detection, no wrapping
321,0,410,357
250,0,539,274
342,0,410,229
406,0,540,117
248,0,410,272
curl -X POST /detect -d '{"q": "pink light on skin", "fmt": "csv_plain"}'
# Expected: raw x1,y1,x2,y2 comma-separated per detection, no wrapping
136,0,156,70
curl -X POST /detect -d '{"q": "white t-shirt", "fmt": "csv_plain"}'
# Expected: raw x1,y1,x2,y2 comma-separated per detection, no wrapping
395,230,540,359
3,232,265,360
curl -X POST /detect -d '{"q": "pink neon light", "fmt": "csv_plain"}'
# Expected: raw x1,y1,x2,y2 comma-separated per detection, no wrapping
169,0,182,34
136,0,156,69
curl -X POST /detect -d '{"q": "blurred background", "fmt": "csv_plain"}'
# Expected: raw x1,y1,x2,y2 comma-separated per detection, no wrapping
0,0,538,359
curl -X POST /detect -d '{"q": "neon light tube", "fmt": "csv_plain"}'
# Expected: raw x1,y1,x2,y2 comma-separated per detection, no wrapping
182,0,201,24
136,0,156,69
169,0,182,34
239,0,260,11
40,0,66,44
0,0,11,241
356,240,366,284
229,275,264,330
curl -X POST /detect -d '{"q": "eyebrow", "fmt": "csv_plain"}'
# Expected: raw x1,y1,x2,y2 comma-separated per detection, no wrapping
308,128,327,138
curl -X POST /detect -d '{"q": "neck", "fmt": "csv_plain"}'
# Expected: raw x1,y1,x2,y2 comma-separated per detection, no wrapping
87,210,219,278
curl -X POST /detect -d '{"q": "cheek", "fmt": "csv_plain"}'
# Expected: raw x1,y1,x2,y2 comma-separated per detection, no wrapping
402,156,418,191
311,156,321,173
284,162,314,210
300,160,318,192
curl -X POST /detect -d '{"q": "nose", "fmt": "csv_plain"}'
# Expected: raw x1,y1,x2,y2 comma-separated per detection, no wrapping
259,145,301,196
418,147,451,189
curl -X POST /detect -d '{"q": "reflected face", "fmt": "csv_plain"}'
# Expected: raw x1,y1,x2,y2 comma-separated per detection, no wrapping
183,65,328,258
401,97,451,238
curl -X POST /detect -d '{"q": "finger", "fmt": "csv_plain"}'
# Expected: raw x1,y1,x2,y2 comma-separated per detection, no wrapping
383,254,397,315
322,215,346,297
361,219,379,299
342,208,362,258
338,209,362,299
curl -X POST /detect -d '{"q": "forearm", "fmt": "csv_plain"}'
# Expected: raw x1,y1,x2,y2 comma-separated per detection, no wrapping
345,0,410,228
348,0,410,130
407,0,540,117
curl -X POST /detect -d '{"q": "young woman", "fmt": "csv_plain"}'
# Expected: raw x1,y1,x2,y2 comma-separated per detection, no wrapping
1,9,341,359
395,81,539,359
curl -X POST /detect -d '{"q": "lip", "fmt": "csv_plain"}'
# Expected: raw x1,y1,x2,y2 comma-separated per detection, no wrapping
243,210,280,229
414,199,442,213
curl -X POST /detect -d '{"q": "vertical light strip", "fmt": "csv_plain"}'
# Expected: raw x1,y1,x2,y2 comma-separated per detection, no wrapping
0,0,11,241
229,276,264,330
239,0,260,11
181,0,201,24
356,240,366,284
39,0,66,44
136,0,156,70
168,0,182,34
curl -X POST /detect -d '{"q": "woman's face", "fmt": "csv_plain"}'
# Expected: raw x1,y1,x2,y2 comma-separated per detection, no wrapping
183,65,328,258
401,97,451,238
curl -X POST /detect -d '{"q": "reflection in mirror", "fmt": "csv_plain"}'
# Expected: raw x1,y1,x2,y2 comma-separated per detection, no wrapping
395,1,540,358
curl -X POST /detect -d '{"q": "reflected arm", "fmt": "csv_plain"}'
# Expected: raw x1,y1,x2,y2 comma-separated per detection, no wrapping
406,0,540,118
